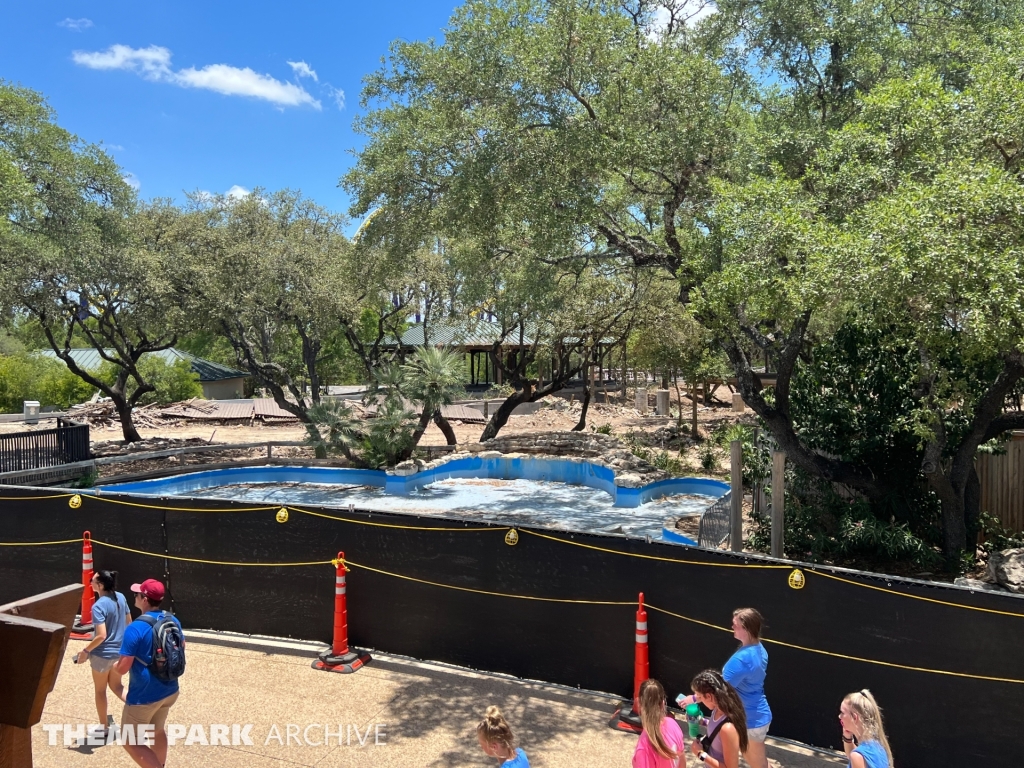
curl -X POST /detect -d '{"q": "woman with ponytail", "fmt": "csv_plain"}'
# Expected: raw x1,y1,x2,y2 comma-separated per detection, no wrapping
74,570,130,734
476,706,529,766
839,690,894,768
677,608,771,768
632,679,684,767
687,670,747,768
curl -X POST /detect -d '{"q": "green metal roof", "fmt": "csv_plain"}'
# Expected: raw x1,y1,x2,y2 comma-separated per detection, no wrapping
37,348,248,382
385,319,535,348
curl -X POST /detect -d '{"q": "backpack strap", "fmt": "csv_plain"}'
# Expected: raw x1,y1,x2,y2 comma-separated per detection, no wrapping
700,717,731,752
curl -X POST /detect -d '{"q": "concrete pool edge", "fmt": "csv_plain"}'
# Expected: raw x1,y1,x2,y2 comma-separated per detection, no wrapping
100,456,728,508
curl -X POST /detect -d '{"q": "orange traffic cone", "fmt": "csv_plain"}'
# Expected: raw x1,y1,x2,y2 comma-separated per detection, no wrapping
608,592,648,732
312,552,371,673
70,531,95,640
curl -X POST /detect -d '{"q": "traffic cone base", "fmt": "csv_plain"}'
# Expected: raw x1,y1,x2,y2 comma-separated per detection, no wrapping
608,702,643,733
312,648,372,674
70,622,94,641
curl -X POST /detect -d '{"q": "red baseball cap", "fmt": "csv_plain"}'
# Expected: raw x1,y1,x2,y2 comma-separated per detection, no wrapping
130,579,166,603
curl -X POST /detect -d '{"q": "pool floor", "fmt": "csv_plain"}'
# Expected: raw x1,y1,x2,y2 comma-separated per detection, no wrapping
185,477,713,541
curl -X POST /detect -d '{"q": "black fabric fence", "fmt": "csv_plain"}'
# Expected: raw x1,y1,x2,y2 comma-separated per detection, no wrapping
1,487,1022,767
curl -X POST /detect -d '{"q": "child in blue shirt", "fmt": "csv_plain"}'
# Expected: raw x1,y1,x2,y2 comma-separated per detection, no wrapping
477,706,529,767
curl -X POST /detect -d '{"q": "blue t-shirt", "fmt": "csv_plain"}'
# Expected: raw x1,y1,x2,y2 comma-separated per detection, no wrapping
501,748,529,767
90,592,129,659
851,740,889,768
722,643,772,728
119,611,182,706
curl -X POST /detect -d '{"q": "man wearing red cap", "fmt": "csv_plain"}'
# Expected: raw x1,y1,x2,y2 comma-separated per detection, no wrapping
115,578,182,768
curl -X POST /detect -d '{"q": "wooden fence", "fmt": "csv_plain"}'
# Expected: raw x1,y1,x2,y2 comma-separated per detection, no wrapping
0,420,90,474
977,431,1024,533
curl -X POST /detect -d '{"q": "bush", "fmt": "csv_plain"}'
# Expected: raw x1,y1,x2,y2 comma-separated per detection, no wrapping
0,354,96,412
746,467,941,568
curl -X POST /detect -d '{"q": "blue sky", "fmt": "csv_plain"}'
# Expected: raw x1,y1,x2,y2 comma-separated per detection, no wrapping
0,2,459,219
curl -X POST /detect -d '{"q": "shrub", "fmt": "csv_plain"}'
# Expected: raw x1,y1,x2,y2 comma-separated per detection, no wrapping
0,353,95,412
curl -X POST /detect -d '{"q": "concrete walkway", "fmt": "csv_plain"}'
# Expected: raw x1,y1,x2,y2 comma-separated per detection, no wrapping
33,633,846,768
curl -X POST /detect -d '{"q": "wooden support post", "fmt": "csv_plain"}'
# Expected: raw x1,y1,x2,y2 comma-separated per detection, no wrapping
730,440,743,552
771,451,786,558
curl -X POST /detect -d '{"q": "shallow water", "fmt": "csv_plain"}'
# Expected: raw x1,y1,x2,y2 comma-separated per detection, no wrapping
185,477,713,541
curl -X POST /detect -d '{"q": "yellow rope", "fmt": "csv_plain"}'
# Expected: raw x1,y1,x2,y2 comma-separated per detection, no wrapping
287,506,507,532
0,538,84,546
806,569,1024,619
92,540,333,568
88,496,279,513
519,529,789,569
0,493,74,500
344,557,635,605
644,603,1024,684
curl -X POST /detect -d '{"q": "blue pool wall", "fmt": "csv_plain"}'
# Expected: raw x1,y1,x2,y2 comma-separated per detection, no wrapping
102,456,728,508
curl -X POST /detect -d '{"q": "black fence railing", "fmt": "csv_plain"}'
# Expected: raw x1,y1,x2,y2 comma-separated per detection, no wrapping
0,419,90,473
698,490,731,548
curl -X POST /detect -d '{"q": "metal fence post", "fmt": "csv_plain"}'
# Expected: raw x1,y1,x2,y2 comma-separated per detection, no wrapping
771,451,786,558
730,440,743,552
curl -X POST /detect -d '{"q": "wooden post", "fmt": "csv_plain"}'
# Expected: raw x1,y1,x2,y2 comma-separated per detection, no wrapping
730,440,743,552
772,451,786,558
691,382,698,436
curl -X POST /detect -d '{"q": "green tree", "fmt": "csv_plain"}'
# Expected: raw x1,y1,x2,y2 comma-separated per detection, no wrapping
346,0,1023,562
0,83,185,442
97,356,202,406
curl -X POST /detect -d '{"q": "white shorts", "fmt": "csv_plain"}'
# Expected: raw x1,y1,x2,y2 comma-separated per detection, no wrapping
747,724,770,743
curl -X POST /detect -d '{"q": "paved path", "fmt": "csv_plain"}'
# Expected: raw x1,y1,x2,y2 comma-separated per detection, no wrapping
33,633,846,768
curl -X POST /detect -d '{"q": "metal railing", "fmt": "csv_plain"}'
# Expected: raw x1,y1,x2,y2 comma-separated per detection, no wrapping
698,491,732,549
0,419,90,473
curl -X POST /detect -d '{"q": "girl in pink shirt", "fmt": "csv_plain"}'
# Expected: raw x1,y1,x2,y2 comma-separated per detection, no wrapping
633,679,684,768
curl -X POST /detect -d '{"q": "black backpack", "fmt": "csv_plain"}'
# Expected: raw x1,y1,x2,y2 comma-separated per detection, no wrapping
137,612,186,682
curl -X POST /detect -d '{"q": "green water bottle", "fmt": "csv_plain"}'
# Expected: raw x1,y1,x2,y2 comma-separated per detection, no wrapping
685,703,703,739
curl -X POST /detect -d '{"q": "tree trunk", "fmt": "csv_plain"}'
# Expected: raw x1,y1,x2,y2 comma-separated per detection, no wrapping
479,391,528,442
691,381,698,438
433,412,458,445
572,382,592,432
406,410,434,455
111,393,142,443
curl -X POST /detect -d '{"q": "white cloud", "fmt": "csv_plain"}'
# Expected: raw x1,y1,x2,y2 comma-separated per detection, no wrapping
287,60,318,81
59,18,93,31
326,86,345,110
123,173,141,191
105,143,125,152
72,44,321,109
175,64,320,108
225,185,250,200
72,44,172,79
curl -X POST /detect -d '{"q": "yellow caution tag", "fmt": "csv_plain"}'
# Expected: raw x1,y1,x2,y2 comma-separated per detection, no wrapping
275,507,289,524
788,568,806,590
504,529,519,546
69,494,82,509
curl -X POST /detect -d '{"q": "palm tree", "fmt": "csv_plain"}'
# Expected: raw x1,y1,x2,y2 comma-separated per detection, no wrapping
304,400,362,464
401,346,467,452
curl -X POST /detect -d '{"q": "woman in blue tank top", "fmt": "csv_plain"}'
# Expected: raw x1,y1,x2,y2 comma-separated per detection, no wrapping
839,690,894,768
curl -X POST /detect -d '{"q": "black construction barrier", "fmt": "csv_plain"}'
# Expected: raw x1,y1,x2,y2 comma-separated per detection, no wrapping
2,486,1023,767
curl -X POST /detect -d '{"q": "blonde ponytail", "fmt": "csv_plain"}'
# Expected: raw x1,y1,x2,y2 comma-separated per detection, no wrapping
844,690,894,766
477,706,516,757
639,679,677,759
